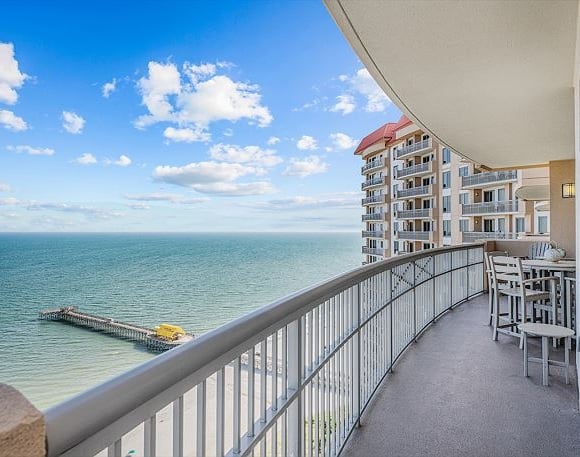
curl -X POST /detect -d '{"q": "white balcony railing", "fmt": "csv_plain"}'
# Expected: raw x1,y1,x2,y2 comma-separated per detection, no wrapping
361,159,384,174
362,230,384,238
44,245,484,457
362,246,385,255
395,138,432,159
395,208,432,219
362,213,385,221
394,162,432,179
361,176,385,190
361,195,385,205
461,170,517,188
396,185,432,199
462,231,519,242
461,200,519,216
396,230,432,241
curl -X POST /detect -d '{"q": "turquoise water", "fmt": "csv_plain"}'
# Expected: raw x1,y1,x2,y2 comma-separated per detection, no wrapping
0,233,360,410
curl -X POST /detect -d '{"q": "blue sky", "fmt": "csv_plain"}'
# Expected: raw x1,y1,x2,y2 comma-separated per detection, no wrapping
0,1,402,232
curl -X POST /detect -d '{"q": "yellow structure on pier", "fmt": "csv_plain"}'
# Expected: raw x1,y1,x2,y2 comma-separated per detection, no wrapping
154,324,186,341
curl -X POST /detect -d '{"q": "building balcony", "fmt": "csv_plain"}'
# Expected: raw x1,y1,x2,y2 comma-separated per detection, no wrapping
395,161,433,179
396,185,433,199
461,170,518,189
461,200,519,216
361,159,385,174
32,244,487,457
461,231,518,243
361,176,385,190
396,230,433,241
362,212,386,221
362,194,386,206
395,208,433,219
362,246,385,255
362,230,384,238
395,138,433,159
341,293,580,457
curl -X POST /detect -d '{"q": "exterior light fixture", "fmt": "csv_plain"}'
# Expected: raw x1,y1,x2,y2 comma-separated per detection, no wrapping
562,183,575,198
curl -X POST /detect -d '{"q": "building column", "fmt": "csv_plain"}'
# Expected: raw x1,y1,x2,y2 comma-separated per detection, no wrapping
0,384,45,457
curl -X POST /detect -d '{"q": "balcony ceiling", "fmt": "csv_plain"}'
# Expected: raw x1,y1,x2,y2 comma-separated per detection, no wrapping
324,0,579,169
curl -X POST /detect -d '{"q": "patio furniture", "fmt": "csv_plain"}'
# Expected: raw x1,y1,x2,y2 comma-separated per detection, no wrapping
528,241,553,260
485,250,509,326
519,323,574,386
490,256,557,343
565,277,576,331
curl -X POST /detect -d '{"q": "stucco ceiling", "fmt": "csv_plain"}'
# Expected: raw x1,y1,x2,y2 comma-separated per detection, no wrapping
324,0,579,169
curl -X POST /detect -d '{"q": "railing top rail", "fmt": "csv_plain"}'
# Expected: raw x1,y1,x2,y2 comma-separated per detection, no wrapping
44,243,483,457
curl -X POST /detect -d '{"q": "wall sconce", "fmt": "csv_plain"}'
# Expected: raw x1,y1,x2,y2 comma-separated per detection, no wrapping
562,183,575,198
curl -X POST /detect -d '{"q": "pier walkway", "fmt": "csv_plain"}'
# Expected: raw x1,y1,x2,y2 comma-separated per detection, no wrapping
39,307,193,351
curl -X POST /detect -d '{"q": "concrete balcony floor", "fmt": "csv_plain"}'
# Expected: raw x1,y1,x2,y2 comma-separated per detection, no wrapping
344,294,580,457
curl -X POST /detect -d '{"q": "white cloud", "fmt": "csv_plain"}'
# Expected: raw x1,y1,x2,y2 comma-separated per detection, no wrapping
283,155,328,177
253,195,360,211
62,111,85,134
0,110,28,131
296,135,318,151
329,94,356,115
163,126,210,143
26,202,124,220
135,60,272,136
128,203,150,210
152,161,274,196
0,43,28,105
111,155,131,167
209,143,282,167
223,128,234,137
6,144,54,156
338,68,390,112
73,153,97,165
124,193,208,205
329,132,358,150
0,197,21,205
267,136,280,145
0,182,11,192
102,78,117,98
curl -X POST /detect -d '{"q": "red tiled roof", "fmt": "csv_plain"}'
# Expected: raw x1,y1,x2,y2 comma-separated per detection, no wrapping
354,114,412,155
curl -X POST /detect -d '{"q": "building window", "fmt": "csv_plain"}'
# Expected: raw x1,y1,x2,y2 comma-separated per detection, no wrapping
442,195,451,212
459,219,469,232
459,166,468,177
459,193,469,205
516,217,525,233
483,219,495,232
393,241,399,253
442,147,451,164
538,216,548,234
442,171,451,188
443,220,451,237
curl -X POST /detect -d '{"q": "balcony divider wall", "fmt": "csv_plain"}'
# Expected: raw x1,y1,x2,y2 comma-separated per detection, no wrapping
44,244,484,457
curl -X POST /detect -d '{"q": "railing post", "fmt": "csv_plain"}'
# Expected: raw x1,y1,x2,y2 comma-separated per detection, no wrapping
389,270,394,373
287,319,302,457
352,284,361,427
413,261,417,342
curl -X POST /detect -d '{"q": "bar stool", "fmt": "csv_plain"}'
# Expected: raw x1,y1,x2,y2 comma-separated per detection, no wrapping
519,323,574,386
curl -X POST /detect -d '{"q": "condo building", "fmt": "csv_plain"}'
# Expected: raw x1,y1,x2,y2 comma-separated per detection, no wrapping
358,116,549,264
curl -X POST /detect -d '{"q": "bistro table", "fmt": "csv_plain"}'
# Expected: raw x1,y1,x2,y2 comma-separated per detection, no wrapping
521,259,576,328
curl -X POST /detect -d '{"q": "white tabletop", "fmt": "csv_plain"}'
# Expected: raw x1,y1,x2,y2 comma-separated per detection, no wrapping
521,259,576,271
518,323,575,338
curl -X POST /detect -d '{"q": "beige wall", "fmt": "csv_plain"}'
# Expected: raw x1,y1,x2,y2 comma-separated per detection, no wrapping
549,160,575,256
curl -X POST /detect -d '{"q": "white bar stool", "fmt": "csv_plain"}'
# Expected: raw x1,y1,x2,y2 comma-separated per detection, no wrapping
518,323,574,386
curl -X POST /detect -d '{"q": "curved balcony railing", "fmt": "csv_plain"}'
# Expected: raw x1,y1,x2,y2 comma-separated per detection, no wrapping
395,208,432,219
362,213,385,221
461,200,519,216
395,138,432,159
361,159,384,174
461,170,517,188
44,244,484,457
361,176,385,190
396,185,432,199
362,230,384,238
362,195,386,205
395,162,432,179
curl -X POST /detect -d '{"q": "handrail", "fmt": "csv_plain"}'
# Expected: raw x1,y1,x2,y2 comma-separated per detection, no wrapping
461,200,519,215
395,161,432,179
395,138,432,159
45,244,484,457
461,170,517,188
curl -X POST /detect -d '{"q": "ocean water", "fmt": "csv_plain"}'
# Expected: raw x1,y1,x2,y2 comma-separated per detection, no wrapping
0,233,360,410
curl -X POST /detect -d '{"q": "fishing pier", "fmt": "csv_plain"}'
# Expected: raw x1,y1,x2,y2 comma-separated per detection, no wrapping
39,306,193,352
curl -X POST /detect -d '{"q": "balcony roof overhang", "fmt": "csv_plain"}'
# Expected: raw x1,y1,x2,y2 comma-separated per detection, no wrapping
324,0,579,169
